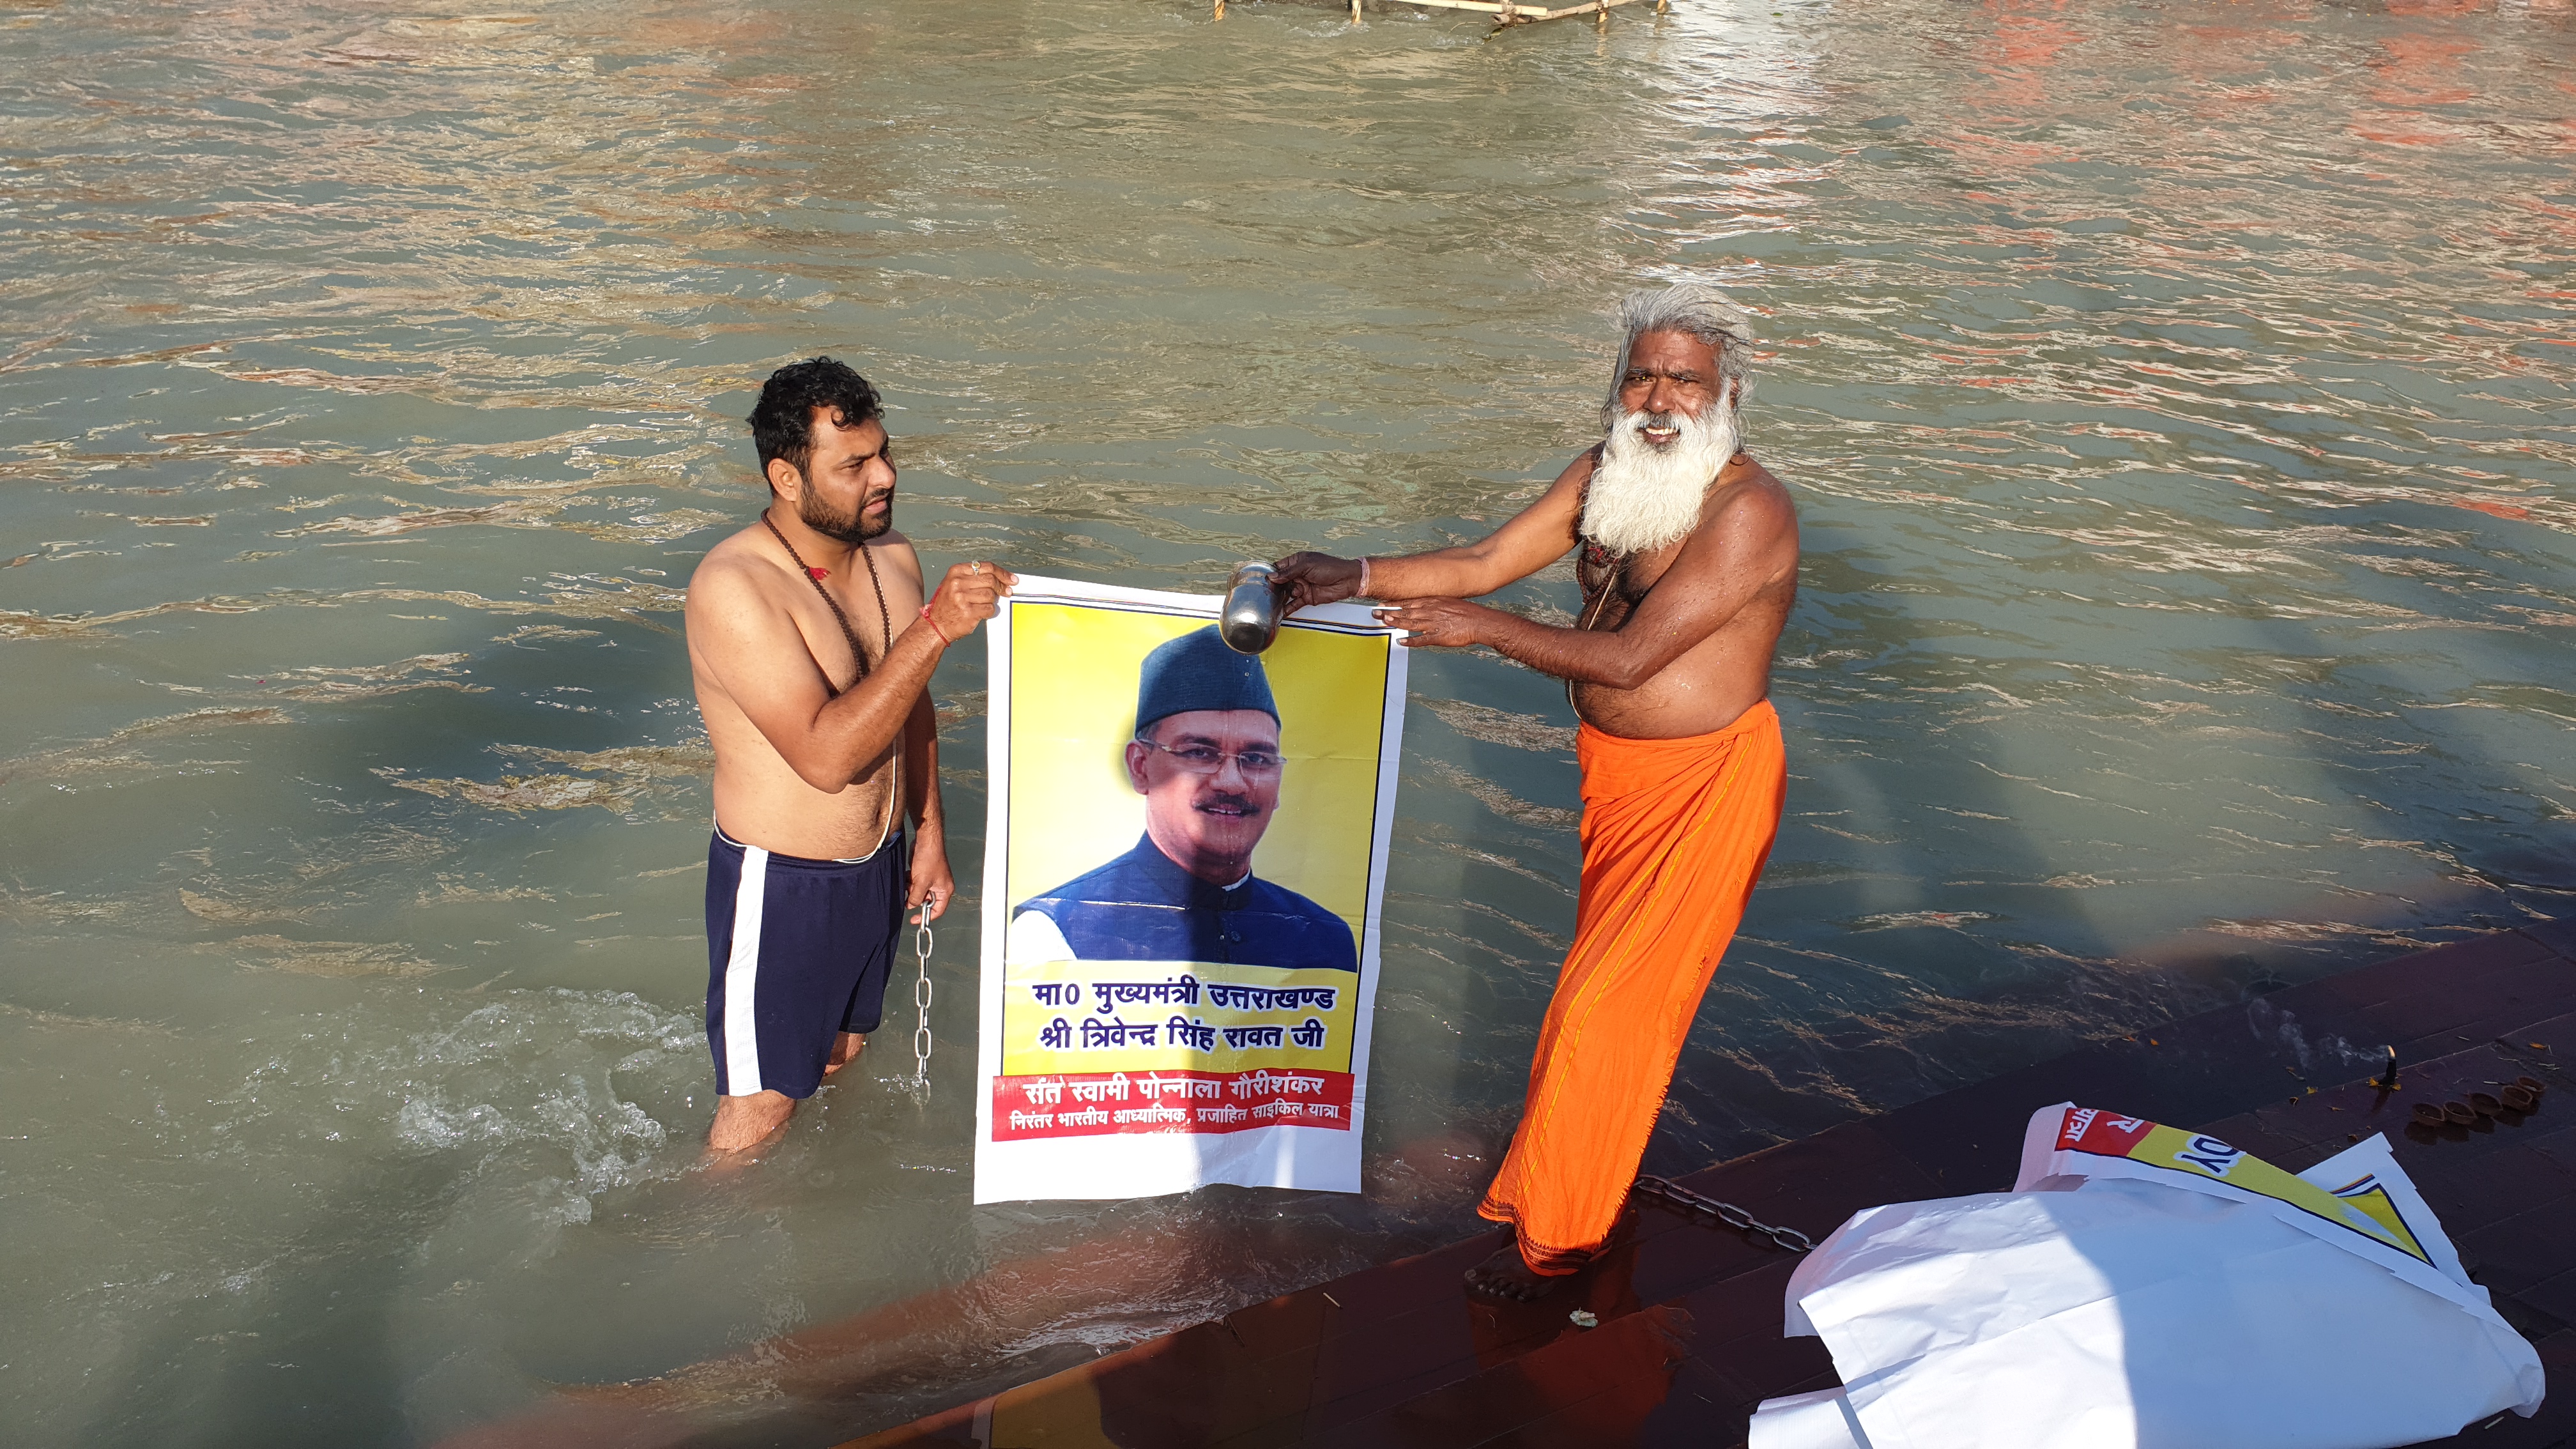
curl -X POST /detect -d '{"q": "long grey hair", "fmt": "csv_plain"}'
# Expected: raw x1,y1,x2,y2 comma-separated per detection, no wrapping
1600,283,1758,431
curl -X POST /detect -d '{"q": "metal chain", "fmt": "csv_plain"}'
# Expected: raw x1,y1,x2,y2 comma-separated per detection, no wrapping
1633,1174,1816,1254
905,918,935,1098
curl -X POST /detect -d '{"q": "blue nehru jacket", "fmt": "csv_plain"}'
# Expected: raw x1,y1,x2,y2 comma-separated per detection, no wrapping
1016,836,1358,972
1011,625,1357,972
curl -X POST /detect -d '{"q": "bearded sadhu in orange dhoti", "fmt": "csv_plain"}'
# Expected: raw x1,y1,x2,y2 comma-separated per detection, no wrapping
1276,283,1798,1299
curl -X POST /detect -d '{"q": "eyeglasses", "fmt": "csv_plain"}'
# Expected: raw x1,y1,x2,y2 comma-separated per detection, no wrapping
1133,739,1285,777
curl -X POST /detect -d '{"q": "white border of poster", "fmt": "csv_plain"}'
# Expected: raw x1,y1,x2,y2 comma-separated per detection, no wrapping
972,575,1407,1204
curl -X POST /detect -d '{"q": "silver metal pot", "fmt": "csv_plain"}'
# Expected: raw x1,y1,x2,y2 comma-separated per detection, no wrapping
1218,562,1283,655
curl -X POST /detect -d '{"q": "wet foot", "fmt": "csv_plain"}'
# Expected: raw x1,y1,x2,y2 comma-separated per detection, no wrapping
822,1031,866,1077
707,1089,795,1153
1464,1241,1566,1302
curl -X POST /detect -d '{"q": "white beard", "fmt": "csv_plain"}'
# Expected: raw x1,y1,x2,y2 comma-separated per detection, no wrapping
1583,402,1739,555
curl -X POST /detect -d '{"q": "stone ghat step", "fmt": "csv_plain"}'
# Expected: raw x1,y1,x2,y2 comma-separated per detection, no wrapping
850,919,2576,1449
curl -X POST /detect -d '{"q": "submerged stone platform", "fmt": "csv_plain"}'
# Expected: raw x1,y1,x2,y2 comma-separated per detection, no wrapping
853,921,2576,1449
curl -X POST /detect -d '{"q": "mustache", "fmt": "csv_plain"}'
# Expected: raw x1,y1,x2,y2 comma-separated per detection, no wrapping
799,488,893,544
1193,792,1262,812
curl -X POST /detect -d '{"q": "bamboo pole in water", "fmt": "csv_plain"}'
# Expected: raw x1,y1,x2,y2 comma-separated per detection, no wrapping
1208,0,1660,24
1367,0,1660,20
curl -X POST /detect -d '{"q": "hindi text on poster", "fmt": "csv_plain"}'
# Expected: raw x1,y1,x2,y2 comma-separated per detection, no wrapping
992,1068,1355,1140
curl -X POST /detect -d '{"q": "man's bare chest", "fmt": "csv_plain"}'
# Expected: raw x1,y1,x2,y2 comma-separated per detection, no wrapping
784,574,896,689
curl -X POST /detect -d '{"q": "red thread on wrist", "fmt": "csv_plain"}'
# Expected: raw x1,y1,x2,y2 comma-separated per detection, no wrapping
919,602,953,645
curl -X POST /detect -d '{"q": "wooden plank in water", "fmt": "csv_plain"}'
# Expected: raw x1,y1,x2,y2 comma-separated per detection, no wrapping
1396,0,1659,19
1238,0,1667,22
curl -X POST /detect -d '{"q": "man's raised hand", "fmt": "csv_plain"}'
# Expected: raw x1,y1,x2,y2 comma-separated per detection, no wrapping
926,560,1015,643
1271,551,1364,615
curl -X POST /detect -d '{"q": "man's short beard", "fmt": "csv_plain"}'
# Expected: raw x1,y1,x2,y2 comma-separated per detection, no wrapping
795,485,891,544
1582,402,1740,556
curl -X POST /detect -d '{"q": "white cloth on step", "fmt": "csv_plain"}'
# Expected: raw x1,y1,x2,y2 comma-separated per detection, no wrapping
1747,1103,2543,1449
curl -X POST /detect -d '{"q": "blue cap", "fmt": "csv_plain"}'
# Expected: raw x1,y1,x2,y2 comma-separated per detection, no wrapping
1136,625,1278,733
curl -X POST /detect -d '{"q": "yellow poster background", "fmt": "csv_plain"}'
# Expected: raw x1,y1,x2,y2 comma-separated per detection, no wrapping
1004,602,1390,937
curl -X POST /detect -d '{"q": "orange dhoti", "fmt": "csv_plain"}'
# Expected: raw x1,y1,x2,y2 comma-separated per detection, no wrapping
1478,700,1786,1274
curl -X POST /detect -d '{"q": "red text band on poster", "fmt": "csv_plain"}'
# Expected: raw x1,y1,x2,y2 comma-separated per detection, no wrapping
992,1068,1355,1140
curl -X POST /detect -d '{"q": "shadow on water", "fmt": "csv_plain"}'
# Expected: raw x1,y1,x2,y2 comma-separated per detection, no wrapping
86,1154,460,1449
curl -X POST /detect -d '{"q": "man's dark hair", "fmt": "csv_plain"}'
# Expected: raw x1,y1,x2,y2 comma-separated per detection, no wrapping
747,356,882,484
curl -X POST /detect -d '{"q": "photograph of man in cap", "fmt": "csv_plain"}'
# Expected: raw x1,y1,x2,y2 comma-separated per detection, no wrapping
1005,625,1358,972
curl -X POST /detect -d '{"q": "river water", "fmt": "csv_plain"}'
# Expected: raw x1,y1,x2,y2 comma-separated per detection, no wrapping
3,0,2571,1441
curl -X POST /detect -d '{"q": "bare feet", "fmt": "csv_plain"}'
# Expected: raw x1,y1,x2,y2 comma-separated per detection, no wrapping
707,1038,859,1154
824,1031,866,1075
708,1089,796,1152
1464,1238,1567,1303
1462,1211,1638,1302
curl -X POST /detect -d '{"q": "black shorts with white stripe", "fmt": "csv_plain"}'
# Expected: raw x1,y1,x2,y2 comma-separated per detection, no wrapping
703,825,903,1100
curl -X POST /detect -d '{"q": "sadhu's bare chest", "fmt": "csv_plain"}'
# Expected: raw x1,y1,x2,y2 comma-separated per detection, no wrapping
1575,536,1688,631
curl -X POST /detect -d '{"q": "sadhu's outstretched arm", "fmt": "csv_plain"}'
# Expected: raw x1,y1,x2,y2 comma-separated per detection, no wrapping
1271,450,1596,611
1377,479,1796,687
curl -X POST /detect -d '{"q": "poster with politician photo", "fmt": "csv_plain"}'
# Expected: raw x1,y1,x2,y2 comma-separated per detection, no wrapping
972,575,1407,1204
